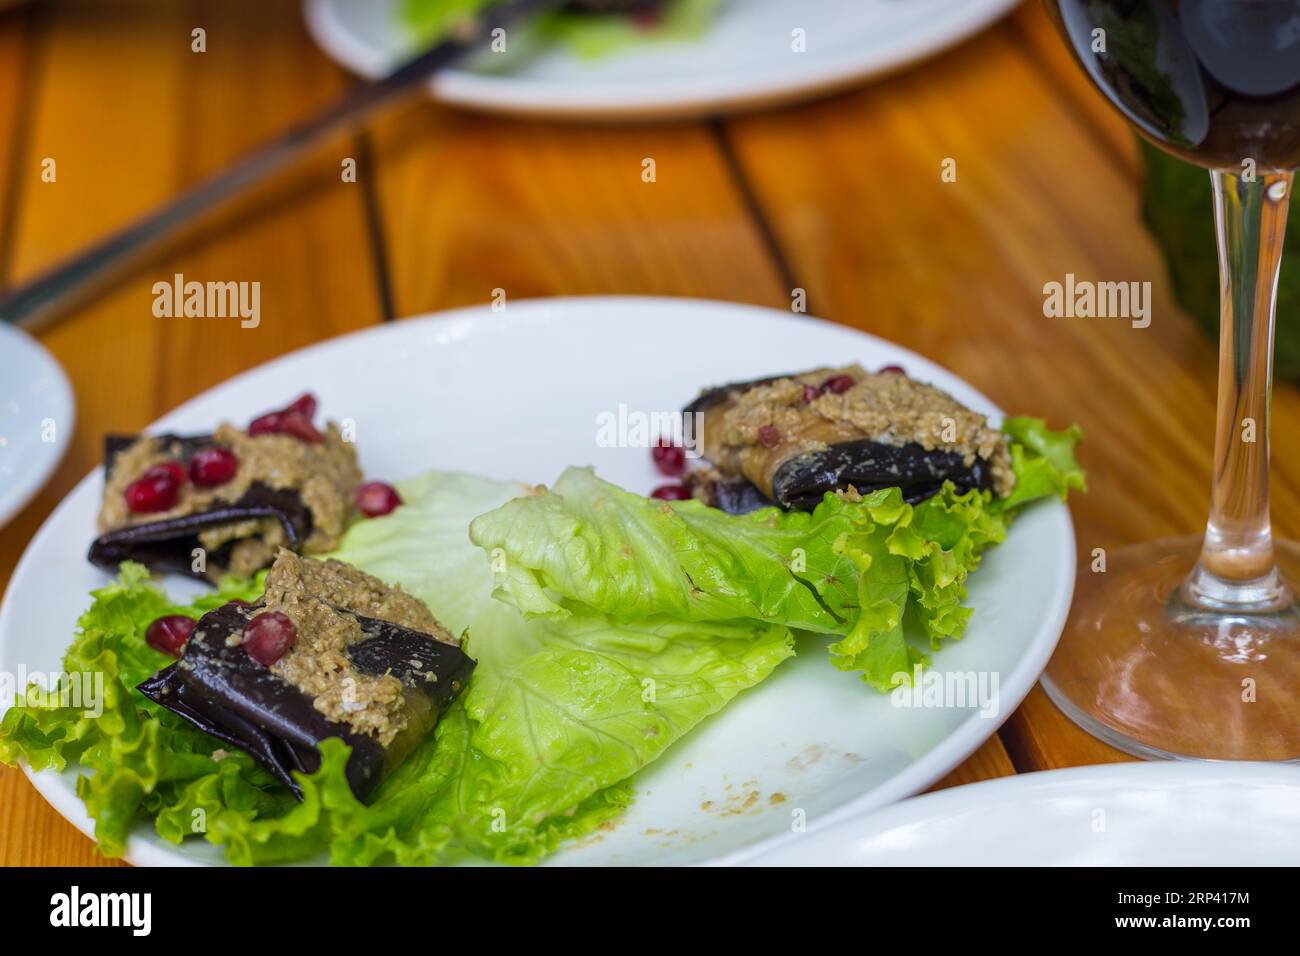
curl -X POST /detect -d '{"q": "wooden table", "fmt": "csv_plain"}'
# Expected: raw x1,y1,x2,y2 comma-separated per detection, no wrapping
1,0,1254,865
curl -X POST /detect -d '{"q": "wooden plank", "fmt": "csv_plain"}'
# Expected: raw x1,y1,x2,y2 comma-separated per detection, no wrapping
0,2,33,275
717,12,1282,770
1006,2,1141,179
369,108,792,312
0,3,119,870
1000,685,1136,770
929,736,1017,791
0,0,385,865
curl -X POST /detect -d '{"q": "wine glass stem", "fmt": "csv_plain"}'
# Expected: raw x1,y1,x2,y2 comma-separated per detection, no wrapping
1183,168,1294,612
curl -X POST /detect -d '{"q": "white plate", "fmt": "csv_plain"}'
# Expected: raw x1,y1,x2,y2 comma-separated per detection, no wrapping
0,296,1074,865
303,0,1019,119
0,324,74,530
743,762,1300,865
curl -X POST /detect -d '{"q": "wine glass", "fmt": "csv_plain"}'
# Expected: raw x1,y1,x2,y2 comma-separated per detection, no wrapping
1041,0,1300,759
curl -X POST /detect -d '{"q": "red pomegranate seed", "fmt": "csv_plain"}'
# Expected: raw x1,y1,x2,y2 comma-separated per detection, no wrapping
145,615,195,658
651,439,687,477
356,481,402,517
650,483,692,501
821,374,855,395
285,393,318,420
801,384,819,403
248,411,283,436
243,611,296,666
148,460,187,486
248,394,323,443
878,364,905,374
757,425,781,448
190,447,238,487
277,410,323,444
125,468,181,513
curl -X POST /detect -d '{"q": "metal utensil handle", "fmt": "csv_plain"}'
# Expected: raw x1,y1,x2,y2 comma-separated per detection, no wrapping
0,0,550,333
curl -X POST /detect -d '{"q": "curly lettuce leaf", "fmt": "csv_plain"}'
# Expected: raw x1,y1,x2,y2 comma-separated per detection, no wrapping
0,566,267,857
2,472,790,865
996,417,1086,512
469,420,1082,691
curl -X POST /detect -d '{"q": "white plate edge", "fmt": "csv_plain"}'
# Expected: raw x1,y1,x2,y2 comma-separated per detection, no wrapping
302,0,1021,119
3,294,1076,866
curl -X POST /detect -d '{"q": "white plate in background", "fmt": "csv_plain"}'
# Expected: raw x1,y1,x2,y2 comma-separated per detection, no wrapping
304,0,1019,119
743,762,1300,865
0,297,1074,865
0,323,74,530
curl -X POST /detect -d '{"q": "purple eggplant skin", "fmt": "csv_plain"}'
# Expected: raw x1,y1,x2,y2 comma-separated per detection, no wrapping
565,0,664,12
772,438,994,511
87,483,312,581
91,433,313,581
137,603,475,802
709,479,776,515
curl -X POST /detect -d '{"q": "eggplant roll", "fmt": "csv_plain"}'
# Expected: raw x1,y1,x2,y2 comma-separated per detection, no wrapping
683,365,1014,512
89,396,361,582
138,551,474,801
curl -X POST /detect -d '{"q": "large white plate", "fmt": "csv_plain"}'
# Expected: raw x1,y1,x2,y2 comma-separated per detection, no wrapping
0,297,1074,866
743,762,1300,865
0,323,74,530
303,0,1020,119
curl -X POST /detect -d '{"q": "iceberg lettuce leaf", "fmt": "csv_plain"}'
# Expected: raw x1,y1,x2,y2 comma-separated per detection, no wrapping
469,418,1082,690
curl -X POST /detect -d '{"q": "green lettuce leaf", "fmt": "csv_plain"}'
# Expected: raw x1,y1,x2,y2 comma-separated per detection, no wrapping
399,0,723,60
0,566,268,857
469,421,1083,690
995,417,1087,512
326,472,794,864
2,472,790,865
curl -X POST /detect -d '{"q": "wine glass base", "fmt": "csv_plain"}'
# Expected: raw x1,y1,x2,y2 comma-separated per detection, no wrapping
1042,535,1300,761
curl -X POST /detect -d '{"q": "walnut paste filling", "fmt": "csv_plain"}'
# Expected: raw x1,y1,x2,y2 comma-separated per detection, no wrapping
233,550,459,747
97,419,362,580
698,364,1015,500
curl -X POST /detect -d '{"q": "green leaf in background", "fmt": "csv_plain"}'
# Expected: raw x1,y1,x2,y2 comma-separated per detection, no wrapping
1141,140,1300,377
400,0,724,60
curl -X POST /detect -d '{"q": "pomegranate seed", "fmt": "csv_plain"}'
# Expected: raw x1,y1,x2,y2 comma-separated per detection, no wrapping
247,395,323,443
125,469,181,513
277,410,323,444
145,615,195,658
190,447,238,487
878,364,905,374
285,393,318,420
801,384,819,403
243,611,296,666
147,460,187,486
248,411,283,436
821,374,855,395
356,481,402,517
757,425,782,448
651,440,687,477
650,483,692,501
